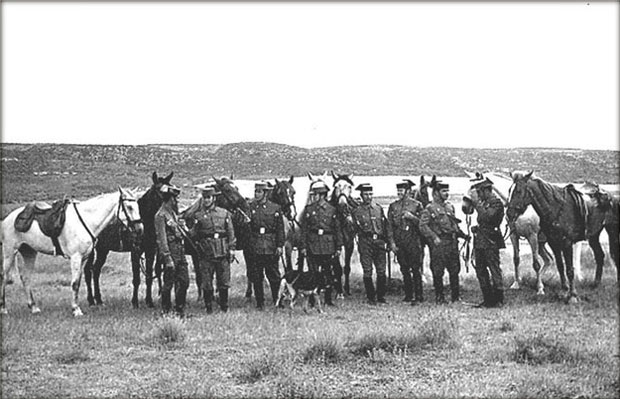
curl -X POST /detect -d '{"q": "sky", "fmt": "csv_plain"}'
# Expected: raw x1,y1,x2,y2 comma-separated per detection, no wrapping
2,2,618,150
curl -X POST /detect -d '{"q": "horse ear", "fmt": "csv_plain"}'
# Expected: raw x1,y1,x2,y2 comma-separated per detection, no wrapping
152,172,158,184
230,173,234,180
526,170,534,179
275,178,280,184
331,170,338,180
349,173,354,181
213,175,222,185
420,175,426,184
307,172,315,181
164,172,174,183
476,172,483,179
289,175,294,184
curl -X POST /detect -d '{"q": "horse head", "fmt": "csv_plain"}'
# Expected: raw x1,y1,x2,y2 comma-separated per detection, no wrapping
138,171,174,221
272,176,297,221
118,186,144,247
414,175,432,206
331,171,354,207
213,175,250,214
506,170,534,222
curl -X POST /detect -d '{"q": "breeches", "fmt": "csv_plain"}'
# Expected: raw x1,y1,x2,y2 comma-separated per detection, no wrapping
395,244,423,275
474,248,503,290
358,239,387,278
162,250,189,294
429,238,460,277
249,254,281,285
200,257,231,293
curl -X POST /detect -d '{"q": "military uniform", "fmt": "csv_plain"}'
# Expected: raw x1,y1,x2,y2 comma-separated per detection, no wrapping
352,184,393,304
248,197,285,308
420,196,467,303
387,194,425,303
300,192,343,305
471,181,506,307
186,196,236,313
154,190,189,316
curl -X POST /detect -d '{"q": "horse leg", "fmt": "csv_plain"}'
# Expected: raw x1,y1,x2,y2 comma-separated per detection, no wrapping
131,251,141,308
343,242,353,296
244,250,253,299
509,233,520,290
551,246,568,293
144,250,155,308
190,252,202,301
84,252,96,306
587,233,605,286
526,234,545,295
70,254,85,316
572,242,583,282
16,247,41,314
92,249,109,305
605,224,619,283
562,245,578,302
0,246,13,314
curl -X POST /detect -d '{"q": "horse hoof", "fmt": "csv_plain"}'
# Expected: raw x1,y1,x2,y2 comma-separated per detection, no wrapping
567,296,579,304
31,306,41,314
72,308,84,317
536,290,545,296
132,302,139,309
0,307,8,315
509,282,520,290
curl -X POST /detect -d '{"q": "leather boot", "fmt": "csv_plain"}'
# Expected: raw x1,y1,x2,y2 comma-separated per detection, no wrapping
344,276,351,296
363,277,376,304
449,273,460,302
412,269,424,304
402,271,413,302
377,275,388,304
254,281,265,310
203,290,214,314
219,288,229,312
325,287,335,306
476,286,492,308
161,290,172,314
494,288,504,308
433,275,446,304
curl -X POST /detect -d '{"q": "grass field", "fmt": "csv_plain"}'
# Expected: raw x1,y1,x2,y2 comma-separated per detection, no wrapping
1,242,618,398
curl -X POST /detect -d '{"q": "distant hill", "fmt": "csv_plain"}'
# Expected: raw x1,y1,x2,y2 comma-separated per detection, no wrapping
1,142,618,204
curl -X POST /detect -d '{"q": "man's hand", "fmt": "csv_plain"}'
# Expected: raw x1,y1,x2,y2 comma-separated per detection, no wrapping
164,254,175,270
335,249,341,258
276,247,283,257
390,243,398,253
402,211,414,220
300,248,307,256
433,237,441,246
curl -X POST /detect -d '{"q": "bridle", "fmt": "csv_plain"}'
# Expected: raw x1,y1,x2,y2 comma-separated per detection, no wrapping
117,193,142,230
216,181,251,221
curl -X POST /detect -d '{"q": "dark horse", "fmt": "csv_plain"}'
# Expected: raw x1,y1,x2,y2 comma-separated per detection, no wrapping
269,176,304,272
84,172,173,308
180,176,250,300
329,171,359,296
507,171,588,302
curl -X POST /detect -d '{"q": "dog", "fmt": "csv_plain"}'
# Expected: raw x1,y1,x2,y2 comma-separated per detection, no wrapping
275,269,327,313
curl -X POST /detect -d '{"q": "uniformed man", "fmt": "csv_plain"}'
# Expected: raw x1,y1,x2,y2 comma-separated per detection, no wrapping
154,183,189,317
419,179,468,304
468,177,506,308
387,179,425,305
352,183,393,305
247,181,285,310
185,185,236,313
300,181,343,306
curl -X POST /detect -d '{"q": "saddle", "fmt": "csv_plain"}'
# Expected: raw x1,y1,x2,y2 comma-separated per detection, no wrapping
14,199,71,254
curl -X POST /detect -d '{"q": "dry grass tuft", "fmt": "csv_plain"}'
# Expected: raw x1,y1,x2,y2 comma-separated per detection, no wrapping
151,316,186,346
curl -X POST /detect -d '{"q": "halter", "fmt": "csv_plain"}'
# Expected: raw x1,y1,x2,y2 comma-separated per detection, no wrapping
117,193,142,229
217,182,250,221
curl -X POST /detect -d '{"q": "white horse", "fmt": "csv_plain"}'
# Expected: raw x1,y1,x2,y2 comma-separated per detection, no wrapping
1,187,143,316
464,171,553,295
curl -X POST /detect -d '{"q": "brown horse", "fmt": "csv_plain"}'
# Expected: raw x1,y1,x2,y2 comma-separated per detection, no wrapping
507,171,587,302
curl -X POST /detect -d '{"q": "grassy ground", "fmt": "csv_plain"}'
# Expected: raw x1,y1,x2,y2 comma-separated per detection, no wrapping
1,245,618,398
